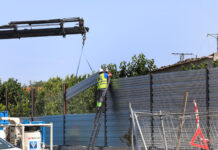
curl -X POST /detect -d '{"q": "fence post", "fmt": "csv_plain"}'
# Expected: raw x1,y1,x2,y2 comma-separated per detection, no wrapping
63,83,67,145
130,115,134,150
149,73,154,148
176,92,188,150
206,68,210,148
160,111,168,150
134,113,148,150
129,103,140,150
5,90,9,111
31,88,35,120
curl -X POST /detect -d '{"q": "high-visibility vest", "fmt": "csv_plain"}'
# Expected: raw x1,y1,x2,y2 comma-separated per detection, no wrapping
97,73,107,89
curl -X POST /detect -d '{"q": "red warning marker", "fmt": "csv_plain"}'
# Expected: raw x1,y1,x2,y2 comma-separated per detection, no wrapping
190,127,209,150
190,100,210,150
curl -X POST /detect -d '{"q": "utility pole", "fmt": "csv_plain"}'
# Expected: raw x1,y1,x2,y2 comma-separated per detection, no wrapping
207,34,218,53
172,53,194,62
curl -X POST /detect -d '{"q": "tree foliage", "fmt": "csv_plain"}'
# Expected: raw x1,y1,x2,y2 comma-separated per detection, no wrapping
0,53,156,116
102,53,156,78
180,59,218,71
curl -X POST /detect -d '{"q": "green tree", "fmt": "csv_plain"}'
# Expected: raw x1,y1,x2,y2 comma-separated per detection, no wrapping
0,53,157,116
67,86,96,114
0,80,4,104
0,78,30,117
181,62,209,71
3,78,23,105
125,53,156,77
119,61,128,78
35,77,63,116
101,63,119,79
102,53,157,78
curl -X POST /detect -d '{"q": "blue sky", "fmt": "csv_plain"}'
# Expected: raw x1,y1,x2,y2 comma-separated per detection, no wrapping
0,0,218,84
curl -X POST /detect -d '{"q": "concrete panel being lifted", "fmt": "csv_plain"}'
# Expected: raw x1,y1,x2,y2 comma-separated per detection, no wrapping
66,73,98,100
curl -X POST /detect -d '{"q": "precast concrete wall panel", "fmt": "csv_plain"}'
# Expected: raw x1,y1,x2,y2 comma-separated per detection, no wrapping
66,73,98,100
106,75,150,146
34,114,104,146
209,67,218,111
65,114,104,146
152,69,207,113
34,115,64,145
107,75,150,112
33,68,218,147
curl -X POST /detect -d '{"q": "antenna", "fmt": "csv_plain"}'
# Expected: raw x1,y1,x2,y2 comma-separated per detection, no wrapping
172,53,194,62
207,34,218,53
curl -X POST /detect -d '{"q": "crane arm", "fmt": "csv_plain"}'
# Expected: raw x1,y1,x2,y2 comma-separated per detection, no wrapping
0,17,89,39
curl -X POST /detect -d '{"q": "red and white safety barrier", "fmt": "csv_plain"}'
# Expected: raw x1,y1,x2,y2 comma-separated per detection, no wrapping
190,99,210,150
193,99,200,128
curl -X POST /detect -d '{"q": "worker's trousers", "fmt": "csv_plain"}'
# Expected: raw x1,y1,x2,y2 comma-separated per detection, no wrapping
97,88,106,108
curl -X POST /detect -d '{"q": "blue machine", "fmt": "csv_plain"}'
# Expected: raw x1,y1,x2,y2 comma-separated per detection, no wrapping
22,119,46,147
0,111,46,148
0,111,10,129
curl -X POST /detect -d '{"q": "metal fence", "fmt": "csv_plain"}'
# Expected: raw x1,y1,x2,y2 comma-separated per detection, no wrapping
33,113,105,146
106,75,150,146
31,67,218,147
129,102,218,150
152,69,207,112
105,68,215,147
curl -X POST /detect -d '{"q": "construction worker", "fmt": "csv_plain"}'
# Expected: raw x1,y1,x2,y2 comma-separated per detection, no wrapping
96,68,112,110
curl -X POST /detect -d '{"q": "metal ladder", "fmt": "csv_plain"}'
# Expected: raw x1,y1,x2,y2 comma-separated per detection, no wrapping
87,78,111,150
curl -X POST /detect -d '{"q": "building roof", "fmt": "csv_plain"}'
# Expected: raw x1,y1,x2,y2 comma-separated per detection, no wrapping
152,52,218,72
